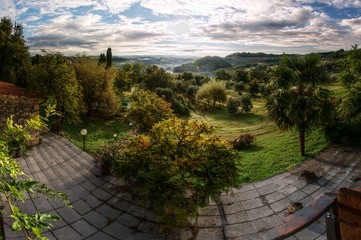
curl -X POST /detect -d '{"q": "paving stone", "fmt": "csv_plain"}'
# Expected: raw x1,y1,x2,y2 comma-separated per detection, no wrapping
279,185,298,195
252,214,284,232
197,215,223,227
84,195,103,208
103,221,134,239
223,201,244,214
116,213,141,228
72,199,93,216
96,204,122,219
246,205,274,221
242,197,264,209
92,188,113,201
225,211,249,224
85,231,117,240
257,183,280,195
288,190,308,202
264,191,286,204
224,222,258,237
52,226,83,240
56,206,82,224
196,227,224,240
83,210,109,229
137,221,162,235
73,219,98,238
270,198,291,213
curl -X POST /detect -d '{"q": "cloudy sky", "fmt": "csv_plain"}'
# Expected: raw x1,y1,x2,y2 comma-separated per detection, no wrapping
1,0,361,56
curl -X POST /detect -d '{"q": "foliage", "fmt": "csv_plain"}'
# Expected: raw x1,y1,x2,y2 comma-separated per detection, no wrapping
233,69,249,83
114,118,240,230
126,90,174,132
240,93,253,114
215,69,232,81
248,80,260,96
0,115,69,239
186,85,199,101
106,47,112,68
29,50,85,131
266,54,332,155
0,17,30,87
227,98,241,114
234,81,245,94
143,65,174,90
337,45,361,119
73,56,119,116
230,133,255,149
196,80,227,107
98,53,106,65
95,140,127,169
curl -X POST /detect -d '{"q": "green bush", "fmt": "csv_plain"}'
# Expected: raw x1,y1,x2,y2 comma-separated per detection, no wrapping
114,118,241,230
230,133,255,149
227,98,241,114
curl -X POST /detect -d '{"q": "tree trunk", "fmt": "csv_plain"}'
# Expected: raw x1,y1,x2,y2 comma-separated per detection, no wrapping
51,105,64,133
213,99,216,108
299,128,305,156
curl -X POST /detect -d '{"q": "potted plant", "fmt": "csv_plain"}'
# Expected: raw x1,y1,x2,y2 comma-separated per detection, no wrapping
1,116,32,158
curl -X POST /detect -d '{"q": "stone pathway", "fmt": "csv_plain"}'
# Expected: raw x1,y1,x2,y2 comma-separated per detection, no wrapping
4,133,361,239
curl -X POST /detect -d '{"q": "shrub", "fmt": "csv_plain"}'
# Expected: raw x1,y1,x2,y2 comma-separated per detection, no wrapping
126,90,174,133
227,98,241,114
114,118,241,230
240,93,253,114
230,133,255,149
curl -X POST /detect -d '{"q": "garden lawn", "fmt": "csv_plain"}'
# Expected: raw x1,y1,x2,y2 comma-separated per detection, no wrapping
62,118,130,154
191,99,330,184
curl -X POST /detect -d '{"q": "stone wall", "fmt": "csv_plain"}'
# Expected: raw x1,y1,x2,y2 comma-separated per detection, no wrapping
0,82,39,145
0,94,39,130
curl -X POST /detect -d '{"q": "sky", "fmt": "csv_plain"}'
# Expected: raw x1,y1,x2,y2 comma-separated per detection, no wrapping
1,0,361,57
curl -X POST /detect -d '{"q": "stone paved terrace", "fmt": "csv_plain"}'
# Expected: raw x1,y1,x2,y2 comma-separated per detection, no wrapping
4,133,361,239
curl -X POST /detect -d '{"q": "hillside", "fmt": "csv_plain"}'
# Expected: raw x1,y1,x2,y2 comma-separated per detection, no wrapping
173,52,283,74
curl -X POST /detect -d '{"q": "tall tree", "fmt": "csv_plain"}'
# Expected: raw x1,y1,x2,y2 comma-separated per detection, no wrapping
338,45,361,118
98,53,106,65
106,47,112,68
29,51,85,132
0,17,30,87
73,55,119,116
266,54,332,156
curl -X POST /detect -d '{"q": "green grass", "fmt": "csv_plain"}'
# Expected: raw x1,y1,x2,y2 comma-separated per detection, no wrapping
238,128,329,183
190,97,330,183
61,95,331,184
62,118,130,154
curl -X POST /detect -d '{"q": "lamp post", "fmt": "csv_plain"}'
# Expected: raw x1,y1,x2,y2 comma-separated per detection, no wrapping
80,129,87,151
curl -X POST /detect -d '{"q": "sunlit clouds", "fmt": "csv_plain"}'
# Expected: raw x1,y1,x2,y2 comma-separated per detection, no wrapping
3,0,361,56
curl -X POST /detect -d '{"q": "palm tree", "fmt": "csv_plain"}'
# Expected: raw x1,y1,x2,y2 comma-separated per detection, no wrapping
266,54,332,156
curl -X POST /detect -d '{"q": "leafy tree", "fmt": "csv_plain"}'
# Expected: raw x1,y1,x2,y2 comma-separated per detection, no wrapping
143,65,174,90
114,118,240,230
73,56,119,116
106,47,112,68
233,69,249,83
98,53,106,65
266,54,332,156
126,90,174,132
0,17,30,87
186,85,199,101
248,80,260,96
240,93,253,114
234,81,245,94
29,51,85,132
227,98,241,114
338,45,361,118
216,69,232,81
196,80,227,107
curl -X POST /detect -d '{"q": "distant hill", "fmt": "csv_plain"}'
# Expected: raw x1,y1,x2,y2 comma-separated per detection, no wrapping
173,52,282,74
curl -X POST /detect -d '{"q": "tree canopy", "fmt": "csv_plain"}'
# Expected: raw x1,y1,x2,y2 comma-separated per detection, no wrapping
266,54,332,156
29,51,85,131
0,17,30,87
196,80,227,107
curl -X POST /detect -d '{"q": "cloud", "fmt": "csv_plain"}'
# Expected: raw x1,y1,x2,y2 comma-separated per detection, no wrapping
0,0,17,19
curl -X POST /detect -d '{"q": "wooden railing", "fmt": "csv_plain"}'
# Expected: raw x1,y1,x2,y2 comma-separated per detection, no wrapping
265,192,338,240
